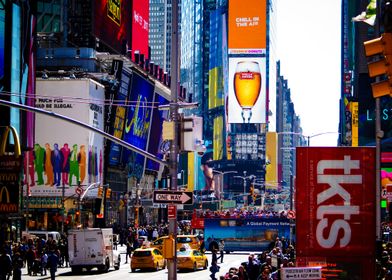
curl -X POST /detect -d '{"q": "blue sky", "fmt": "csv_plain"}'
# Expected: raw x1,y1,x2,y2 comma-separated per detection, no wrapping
276,0,342,146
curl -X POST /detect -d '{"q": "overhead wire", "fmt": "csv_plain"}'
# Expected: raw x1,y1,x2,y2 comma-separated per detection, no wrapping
0,90,161,109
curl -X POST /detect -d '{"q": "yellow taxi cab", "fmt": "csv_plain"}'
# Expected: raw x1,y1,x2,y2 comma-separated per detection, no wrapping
130,247,166,272
176,247,208,271
151,235,201,252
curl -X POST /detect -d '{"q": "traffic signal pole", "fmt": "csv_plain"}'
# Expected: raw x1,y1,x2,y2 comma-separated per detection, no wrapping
167,0,179,278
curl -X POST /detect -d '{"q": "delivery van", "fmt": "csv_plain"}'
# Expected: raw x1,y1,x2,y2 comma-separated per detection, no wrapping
68,228,120,273
22,231,61,242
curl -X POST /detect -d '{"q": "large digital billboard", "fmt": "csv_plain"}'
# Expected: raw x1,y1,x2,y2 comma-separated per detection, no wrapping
93,0,132,54
131,0,149,60
228,56,266,123
296,147,375,279
122,73,154,179
31,79,105,197
228,0,266,53
146,92,169,172
108,67,131,166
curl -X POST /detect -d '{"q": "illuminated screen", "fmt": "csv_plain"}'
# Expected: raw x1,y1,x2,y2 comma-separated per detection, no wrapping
122,73,154,179
146,93,169,171
227,56,266,123
131,0,149,60
0,6,4,88
93,0,132,54
228,0,266,51
108,68,131,166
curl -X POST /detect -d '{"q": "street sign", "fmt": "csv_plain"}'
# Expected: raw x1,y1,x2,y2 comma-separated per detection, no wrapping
75,187,83,196
153,190,193,204
168,205,176,219
281,267,321,280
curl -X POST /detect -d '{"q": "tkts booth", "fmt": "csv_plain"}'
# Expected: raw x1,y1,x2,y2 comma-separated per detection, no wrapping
0,126,22,245
296,147,376,280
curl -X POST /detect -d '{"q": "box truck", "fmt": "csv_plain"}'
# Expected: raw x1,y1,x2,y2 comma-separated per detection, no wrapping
68,228,120,273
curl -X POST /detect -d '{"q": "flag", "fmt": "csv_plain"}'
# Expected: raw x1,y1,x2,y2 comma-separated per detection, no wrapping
352,0,377,26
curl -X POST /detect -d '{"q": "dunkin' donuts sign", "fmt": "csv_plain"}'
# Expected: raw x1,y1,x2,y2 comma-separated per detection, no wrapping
296,147,375,258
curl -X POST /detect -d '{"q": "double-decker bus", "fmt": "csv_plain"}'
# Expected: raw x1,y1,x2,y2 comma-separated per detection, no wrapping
192,210,295,252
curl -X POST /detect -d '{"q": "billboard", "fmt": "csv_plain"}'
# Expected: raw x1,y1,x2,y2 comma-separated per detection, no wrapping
146,92,170,171
108,67,131,166
228,0,266,53
122,73,154,179
131,0,149,60
32,79,105,197
227,57,267,123
93,0,132,54
228,56,266,123
296,147,375,279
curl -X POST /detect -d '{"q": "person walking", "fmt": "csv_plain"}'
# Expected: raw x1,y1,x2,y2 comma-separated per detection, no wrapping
218,240,225,263
0,246,12,280
210,248,219,280
47,249,59,280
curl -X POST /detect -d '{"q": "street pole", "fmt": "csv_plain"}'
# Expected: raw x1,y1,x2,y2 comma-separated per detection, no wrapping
168,0,179,278
61,182,65,234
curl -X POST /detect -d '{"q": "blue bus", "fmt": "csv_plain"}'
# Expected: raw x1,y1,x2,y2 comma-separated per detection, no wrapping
204,217,294,252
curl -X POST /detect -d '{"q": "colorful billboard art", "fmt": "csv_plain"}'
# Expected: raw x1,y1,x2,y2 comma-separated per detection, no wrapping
296,147,375,279
131,0,149,60
146,92,169,172
228,0,266,53
93,0,132,54
122,73,154,179
228,56,266,123
32,79,105,197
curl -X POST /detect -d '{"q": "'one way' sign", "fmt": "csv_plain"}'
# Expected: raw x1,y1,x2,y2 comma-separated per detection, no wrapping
153,190,193,205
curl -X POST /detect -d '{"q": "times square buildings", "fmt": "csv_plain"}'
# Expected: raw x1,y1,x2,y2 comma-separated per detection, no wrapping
0,0,385,244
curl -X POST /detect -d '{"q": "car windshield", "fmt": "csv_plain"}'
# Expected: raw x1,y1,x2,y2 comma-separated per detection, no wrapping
177,237,192,243
133,251,152,257
177,250,192,256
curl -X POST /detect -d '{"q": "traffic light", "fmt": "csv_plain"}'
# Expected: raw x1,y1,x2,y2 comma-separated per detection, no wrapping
250,184,254,196
363,33,392,98
97,186,103,198
105,188,112,199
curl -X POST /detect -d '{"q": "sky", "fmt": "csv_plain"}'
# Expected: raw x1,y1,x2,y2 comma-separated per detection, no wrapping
276,0,342,146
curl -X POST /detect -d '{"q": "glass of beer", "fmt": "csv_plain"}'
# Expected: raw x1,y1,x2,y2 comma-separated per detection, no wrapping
234,61,261,123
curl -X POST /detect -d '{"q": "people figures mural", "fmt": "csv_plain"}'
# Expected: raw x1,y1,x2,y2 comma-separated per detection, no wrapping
34,143,45,185
60,143,70,185
88,146,98,183
44,143,54,186
23,150,35,187
51,143,63,187
78,145,87,184
68,144,80,186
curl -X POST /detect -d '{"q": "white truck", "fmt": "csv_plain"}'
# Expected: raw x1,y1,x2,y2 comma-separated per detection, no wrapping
67,228,120,273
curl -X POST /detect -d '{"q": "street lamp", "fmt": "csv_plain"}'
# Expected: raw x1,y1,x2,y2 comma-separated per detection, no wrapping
234,171,255,207
212,170,237,210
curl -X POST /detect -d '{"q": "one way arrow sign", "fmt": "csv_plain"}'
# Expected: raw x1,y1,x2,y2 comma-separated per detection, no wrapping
153,190,193,205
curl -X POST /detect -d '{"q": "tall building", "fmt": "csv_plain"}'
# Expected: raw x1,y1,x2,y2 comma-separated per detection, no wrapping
149,0,172,73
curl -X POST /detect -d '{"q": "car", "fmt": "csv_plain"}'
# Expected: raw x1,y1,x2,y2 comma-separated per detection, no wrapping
151,235,201,252
176,248,208,271
130,247,166,272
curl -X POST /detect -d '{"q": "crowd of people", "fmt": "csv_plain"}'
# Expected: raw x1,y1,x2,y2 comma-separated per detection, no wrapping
210,237,296,280
0,236,67,280
199,209,293,219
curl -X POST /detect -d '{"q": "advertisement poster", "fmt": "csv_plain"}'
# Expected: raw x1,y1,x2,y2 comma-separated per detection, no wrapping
122,73,154,179
228,56,266,124
131,0,149,60
32,79,105,197
296,147,375,279
228,0,266,53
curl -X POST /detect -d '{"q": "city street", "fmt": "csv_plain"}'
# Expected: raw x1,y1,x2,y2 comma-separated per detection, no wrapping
21,245,252,280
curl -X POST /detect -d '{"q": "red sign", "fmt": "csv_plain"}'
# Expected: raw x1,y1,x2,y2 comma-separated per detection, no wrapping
168,205,176,219
296,147,375,260
131,0,149,60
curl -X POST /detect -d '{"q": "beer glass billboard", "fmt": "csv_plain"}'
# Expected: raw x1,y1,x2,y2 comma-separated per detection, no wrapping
228,56,266,123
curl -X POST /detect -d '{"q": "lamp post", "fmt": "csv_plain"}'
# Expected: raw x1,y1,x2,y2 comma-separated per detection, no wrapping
234,171,255,207
213,170,237,210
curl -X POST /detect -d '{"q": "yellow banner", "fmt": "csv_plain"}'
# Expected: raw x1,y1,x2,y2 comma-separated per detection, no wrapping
266,132,278,190
187,152,195,191
213,116,224,160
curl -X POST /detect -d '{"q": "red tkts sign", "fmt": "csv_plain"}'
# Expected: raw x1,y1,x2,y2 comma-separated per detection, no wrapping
296,147,375,258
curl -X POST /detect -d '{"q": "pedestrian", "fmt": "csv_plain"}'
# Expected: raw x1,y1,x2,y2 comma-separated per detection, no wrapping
12,249,23,280
124,240,132,264
210,248,219,280
0,246,12,280
47,249,59,280
218,240,225,263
